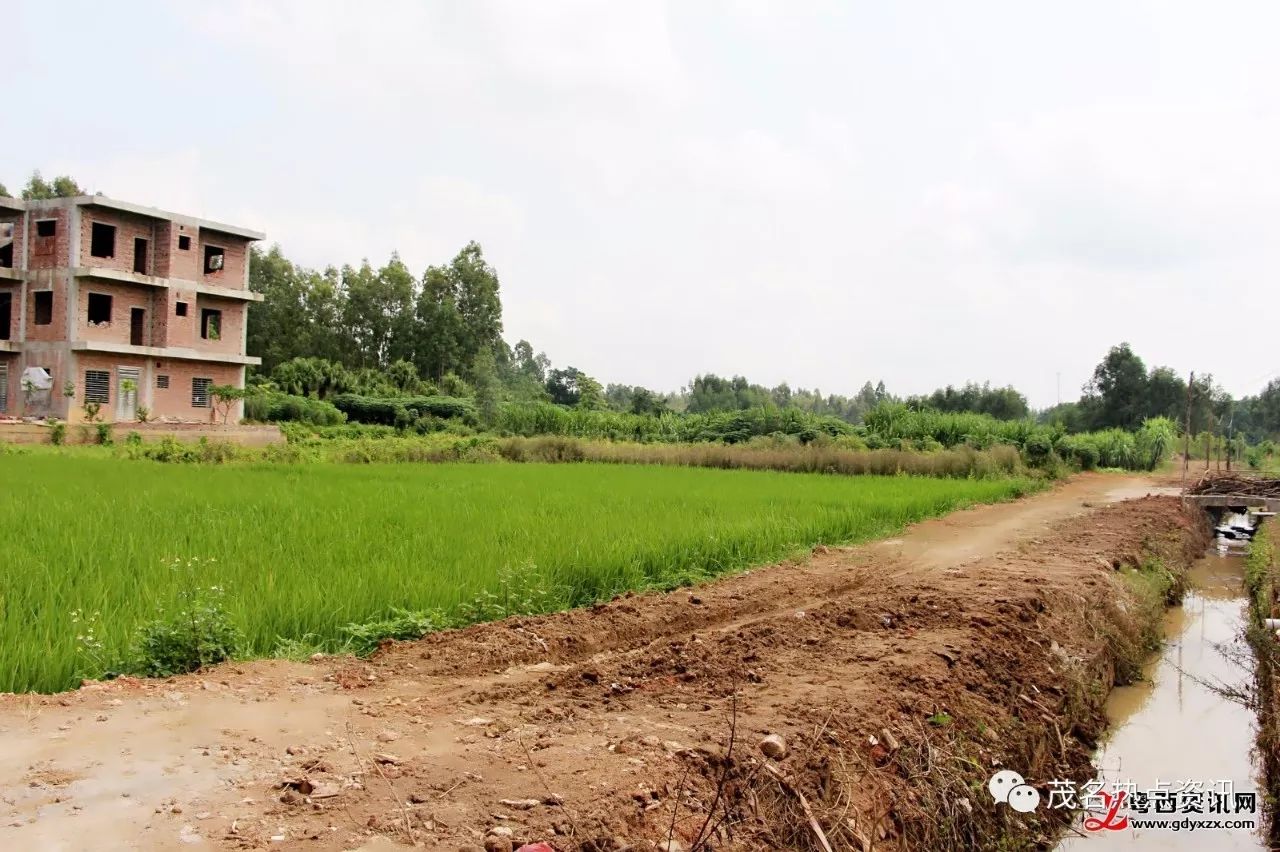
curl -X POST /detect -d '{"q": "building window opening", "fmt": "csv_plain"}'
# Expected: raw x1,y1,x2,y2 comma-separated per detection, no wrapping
156,374,170,389
90,223,116,259
192,377,212,408
36,220,56,238
87,292,112,325
204,245,225,273
200,308,222,340
0,222,13,267
33,290,53,325
133,238,148,274
84,370,110,404
178,235,191,251
175,301,188,317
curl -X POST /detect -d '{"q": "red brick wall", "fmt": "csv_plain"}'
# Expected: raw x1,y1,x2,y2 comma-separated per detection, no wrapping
191,296,246,356
156,285,198,348
150,359,243,422
154,222,173,279
76,280,161,346
198,232,249,288
25,275,68,341
78,209,158,274
73,354,241,422
155,221,202,281
28,208,70,270
74,352,148,415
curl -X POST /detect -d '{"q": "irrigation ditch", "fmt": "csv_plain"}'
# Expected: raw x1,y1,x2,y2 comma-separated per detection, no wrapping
1049,476,1280,851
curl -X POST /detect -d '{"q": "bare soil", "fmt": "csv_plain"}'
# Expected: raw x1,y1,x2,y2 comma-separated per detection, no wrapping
0,474,1200,851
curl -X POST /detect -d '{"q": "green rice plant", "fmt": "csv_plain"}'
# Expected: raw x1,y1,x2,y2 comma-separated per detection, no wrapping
0,455,1036,693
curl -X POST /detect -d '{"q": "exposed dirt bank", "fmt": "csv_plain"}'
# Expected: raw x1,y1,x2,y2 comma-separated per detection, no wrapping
0,474,1200,851
1244,524,1280,846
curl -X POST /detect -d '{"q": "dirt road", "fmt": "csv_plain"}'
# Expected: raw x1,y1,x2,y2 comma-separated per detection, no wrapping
0,473,1190,851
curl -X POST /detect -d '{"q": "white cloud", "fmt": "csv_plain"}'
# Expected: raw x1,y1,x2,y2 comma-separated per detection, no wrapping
13,1,1280,407
918,104,1280,271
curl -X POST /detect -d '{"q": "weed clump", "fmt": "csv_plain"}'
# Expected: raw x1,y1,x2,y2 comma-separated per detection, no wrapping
129,557,242,678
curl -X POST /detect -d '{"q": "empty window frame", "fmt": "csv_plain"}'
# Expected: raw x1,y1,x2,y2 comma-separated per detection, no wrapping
0,291,10,340
200,308,222,340
34,220,56,258
33,290,53,325
203,245,225,273
133,238,148,274
175,301,188,317
191,377,212,408
84,369,110,404
90,223,116,259
156,374,170,389
178,235,191,251
87,292,112,324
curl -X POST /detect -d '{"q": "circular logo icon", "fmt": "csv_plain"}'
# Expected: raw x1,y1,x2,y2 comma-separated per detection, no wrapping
988,770,1026,804
1008,783,1041,813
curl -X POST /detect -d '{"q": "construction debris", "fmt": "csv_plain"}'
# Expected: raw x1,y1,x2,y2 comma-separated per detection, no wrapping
1187,474,1280,498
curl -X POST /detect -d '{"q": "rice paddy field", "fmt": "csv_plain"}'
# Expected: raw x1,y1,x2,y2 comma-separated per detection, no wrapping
0,453,1036,693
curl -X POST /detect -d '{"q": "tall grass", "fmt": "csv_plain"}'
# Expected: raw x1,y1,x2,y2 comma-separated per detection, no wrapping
105,432,1025,479
494,402,855,444
0,455,1035,693
498,437,1023,478
256,396,1178,473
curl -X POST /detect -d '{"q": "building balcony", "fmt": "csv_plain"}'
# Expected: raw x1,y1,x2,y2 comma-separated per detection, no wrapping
73,267,169,288
71,267,263,301
194,281,263,302
69,339,261,366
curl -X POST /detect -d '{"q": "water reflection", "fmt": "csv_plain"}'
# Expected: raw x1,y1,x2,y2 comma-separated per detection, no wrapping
1057,554,1263,850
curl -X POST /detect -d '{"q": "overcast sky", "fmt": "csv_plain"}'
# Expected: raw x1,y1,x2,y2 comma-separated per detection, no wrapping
7,1,1279,407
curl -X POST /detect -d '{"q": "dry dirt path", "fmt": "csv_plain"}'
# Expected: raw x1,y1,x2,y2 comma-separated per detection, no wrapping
0,473,1177,851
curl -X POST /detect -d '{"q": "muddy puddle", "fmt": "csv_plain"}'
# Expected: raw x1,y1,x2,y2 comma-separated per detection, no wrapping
1058,553,1264,849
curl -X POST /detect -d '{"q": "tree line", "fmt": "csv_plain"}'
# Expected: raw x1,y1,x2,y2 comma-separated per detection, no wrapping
1041,342,1280,442
0,171,85,200
247,241,1280,440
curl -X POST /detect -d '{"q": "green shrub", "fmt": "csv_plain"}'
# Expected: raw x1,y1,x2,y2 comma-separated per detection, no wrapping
1023,433,1053,464
47,418,66,446
495,402,854,445
340,609,454,656
457,561,562,624
244,391,345,426
95,423,113,446
1135,417,1177,471
331,393,475,425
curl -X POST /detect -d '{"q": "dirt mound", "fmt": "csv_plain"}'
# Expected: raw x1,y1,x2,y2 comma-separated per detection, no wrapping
0,475,1202,851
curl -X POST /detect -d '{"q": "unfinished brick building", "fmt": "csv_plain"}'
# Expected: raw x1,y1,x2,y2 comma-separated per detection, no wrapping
0,195,262,423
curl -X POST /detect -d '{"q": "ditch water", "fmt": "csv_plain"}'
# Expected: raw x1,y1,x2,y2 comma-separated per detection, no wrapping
1057,552,1265,849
